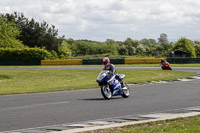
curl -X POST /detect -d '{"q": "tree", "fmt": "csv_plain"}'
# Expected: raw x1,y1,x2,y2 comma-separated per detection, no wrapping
172,38,196,57
126,44,136,55
57,40,72,58
105,39,116,45
136,44,146,55
158,33,168,43
140,39,151,46
194,41,200,57
118,44,128,55
0,14,24,48
4,12,63,51
161,42,173,56
124,38,139,47
123,38,141,55
140,38,157,56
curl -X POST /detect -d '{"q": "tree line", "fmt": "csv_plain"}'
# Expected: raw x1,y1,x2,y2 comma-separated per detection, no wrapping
0,12,200,60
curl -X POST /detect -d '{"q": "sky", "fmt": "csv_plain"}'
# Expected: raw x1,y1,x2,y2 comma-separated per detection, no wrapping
0,0,200,42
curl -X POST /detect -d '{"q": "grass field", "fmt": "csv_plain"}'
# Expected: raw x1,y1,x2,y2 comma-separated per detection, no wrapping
116,64,200,67
84,115,200,133
0,69,196,95
118,64,200,67
0,64,200,67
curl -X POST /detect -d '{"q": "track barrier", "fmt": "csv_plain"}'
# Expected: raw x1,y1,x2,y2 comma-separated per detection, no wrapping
167,58,200,64
0,58,200,65
125,58,166,64
41,59,82,65
82,59,124,65
0,60,41,66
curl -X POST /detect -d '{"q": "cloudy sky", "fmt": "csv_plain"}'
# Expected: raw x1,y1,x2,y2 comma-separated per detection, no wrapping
0,0,200,42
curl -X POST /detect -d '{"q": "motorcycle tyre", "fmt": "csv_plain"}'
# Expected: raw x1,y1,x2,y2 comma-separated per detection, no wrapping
121,83,130,98
101,85,112,99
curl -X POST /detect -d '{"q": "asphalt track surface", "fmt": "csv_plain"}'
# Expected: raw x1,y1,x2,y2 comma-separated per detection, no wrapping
0,67,200,132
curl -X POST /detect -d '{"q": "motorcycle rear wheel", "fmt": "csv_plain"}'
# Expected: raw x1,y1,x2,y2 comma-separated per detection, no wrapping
101,85,112,99
121,83,130,98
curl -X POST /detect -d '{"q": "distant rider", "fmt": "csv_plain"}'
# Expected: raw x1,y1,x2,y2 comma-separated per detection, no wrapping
160,58,167,69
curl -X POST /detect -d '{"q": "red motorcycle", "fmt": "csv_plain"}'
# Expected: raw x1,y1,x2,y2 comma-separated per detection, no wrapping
160,61,172,70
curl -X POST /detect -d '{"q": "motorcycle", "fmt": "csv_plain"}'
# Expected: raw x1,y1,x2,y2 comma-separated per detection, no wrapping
96,70,130,99
160,61,172,70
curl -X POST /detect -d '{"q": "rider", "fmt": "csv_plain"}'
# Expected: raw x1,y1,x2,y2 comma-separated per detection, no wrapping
160,58,167,69
160,58,165,64
103,57,123,84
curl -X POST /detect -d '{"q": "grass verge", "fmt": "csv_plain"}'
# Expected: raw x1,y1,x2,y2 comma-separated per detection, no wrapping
0,69,196,95
0,75,12,80
0,64,200,67
115,64,200,67
84,115,200,133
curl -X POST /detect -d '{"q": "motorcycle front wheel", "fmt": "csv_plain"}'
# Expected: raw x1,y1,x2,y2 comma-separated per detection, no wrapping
101,85,112,99
121,83,130,98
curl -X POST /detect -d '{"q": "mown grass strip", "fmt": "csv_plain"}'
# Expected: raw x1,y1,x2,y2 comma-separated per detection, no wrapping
0,69,196,95
84,115,200,133
1,63,200,67
0,75,12,80
116,64,200,67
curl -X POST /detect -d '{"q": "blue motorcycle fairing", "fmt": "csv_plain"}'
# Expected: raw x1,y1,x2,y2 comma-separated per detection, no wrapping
97,70,125,96
108,75,121,96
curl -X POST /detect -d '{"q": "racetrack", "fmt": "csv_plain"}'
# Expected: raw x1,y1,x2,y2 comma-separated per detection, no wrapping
0,67,200,132
1,66,200,72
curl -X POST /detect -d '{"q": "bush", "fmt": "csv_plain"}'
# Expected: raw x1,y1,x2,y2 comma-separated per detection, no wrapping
172,38,196,57
70,40,118,56
0,48,53,60
0,14,24,48
57,40,72,59
51,50,58,59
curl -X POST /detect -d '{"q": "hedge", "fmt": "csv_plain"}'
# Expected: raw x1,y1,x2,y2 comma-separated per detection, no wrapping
0,48,53,61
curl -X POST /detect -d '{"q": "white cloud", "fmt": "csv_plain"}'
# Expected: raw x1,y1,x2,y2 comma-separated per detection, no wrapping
0,0,200,41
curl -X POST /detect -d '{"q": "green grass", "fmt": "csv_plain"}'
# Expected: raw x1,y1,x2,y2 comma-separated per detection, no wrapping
0,64,200,67
170,64,200,67
115,64,200,67
88,64,200,67
0,75,12,80
0,69,196,95
84,115,200,133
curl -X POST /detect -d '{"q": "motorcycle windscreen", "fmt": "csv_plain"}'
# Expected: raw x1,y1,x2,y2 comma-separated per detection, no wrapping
97,70,109,81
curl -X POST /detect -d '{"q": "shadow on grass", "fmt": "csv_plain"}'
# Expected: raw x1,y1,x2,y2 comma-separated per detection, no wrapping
0,75,12,80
